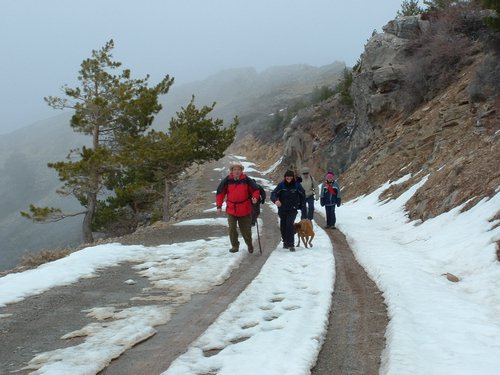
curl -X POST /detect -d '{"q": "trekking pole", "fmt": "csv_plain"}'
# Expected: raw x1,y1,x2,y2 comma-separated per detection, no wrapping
256,217,263,255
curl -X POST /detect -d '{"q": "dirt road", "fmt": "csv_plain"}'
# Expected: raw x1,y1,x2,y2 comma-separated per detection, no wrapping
0,159,388,374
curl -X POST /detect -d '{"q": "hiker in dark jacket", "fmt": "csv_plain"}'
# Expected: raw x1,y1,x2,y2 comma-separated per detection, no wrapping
216,161,260,254
320,172,342,229
271,170,305,252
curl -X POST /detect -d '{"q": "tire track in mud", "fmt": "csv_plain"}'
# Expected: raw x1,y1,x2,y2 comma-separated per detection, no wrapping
311,215,388,375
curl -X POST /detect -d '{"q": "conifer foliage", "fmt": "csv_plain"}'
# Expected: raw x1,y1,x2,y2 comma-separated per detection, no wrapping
480,0,500,31
397,0,424,16
22,40,236,242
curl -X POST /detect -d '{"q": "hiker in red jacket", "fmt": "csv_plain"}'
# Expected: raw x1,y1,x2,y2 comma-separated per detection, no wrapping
216,161,260,254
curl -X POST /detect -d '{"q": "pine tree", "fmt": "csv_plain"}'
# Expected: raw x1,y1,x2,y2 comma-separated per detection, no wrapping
480,0,500,31
114,96,237,223
398,0,424,16
21,40,173,243
423,0,454,11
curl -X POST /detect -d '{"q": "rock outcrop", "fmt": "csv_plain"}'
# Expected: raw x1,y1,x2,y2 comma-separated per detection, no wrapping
278,13,499,221
282,16,430,177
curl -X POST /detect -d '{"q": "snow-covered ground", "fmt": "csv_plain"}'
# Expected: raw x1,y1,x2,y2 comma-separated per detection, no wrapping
0,157,499,375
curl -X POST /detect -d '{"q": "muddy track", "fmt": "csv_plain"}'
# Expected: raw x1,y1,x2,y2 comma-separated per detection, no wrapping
311,215,387,375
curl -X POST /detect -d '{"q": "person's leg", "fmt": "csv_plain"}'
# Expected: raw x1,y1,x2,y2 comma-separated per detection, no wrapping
238,215,254,252
325,206,332,227
300,203,307,220
331,205,337,227
307,196,315,220
227,214,240,251
284,211,297,248
278,212,288,246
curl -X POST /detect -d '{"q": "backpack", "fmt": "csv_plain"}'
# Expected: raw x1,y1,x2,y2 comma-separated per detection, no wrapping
257,184,266,204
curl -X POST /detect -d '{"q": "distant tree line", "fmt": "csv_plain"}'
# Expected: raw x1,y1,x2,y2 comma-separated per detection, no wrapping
22,40,237,243
398,0,500,32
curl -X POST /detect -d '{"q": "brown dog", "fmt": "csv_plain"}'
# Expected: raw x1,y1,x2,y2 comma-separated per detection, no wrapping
293,219,315,248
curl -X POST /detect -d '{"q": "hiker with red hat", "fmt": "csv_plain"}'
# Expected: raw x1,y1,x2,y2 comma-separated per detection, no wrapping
216,160,260,254
319,171,342,229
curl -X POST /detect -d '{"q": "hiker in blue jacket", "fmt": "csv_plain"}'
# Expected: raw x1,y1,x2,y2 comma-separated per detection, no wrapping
271,170,305,252
320,172,342,229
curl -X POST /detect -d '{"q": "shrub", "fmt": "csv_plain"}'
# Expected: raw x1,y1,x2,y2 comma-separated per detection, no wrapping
311,85,335,104
22,249,70,268
334,68,354,107
402,2,485,109
468,54,500,102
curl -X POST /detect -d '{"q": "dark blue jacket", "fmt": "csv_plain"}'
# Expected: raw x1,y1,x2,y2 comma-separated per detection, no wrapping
271,179,305,212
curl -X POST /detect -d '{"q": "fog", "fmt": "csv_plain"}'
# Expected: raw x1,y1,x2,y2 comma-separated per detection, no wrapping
1,0,410,134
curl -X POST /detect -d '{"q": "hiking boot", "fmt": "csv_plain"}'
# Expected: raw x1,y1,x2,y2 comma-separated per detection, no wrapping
325,225,331,229
248,245,254,254
229,248,239,253
283,244,289,249
289,247,296,252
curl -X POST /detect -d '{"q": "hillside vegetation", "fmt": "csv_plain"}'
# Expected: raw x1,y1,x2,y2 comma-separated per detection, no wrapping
270,2,499,226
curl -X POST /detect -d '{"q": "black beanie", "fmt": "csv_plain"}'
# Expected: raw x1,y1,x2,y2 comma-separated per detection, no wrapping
284,170,294,177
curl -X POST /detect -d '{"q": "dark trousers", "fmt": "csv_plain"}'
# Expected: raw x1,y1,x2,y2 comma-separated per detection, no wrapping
325,205,337,227
227,214,253,249
278,210,297,247
301,195,315,220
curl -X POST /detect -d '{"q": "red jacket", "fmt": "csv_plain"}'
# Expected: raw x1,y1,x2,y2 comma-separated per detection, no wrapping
216,173,260,217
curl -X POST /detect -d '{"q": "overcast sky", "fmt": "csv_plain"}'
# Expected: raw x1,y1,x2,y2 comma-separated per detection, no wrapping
1,0,412,134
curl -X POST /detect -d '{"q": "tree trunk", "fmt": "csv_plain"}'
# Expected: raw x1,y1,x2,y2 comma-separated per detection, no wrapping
163,178,170,222
81,127,101,243
82,190,96,243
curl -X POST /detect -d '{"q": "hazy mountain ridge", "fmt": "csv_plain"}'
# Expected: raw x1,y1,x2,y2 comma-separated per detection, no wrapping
155,62,345,131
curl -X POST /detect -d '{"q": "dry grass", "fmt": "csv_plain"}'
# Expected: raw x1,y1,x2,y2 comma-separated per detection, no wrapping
21,248,71,269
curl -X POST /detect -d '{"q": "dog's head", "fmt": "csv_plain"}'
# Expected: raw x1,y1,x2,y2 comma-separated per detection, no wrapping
293,222,302,232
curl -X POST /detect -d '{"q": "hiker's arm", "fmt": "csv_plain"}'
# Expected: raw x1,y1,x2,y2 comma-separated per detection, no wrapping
248,178,260,204
249,186,259,204
215,177,228,212
270,185,282,207
314,178,320,200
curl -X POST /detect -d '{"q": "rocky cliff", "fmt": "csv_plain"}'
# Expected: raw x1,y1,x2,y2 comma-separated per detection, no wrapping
276,11,499,222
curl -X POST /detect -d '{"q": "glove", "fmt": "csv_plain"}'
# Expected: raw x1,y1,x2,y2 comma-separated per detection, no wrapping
336,198,341,207
320,197,325,207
